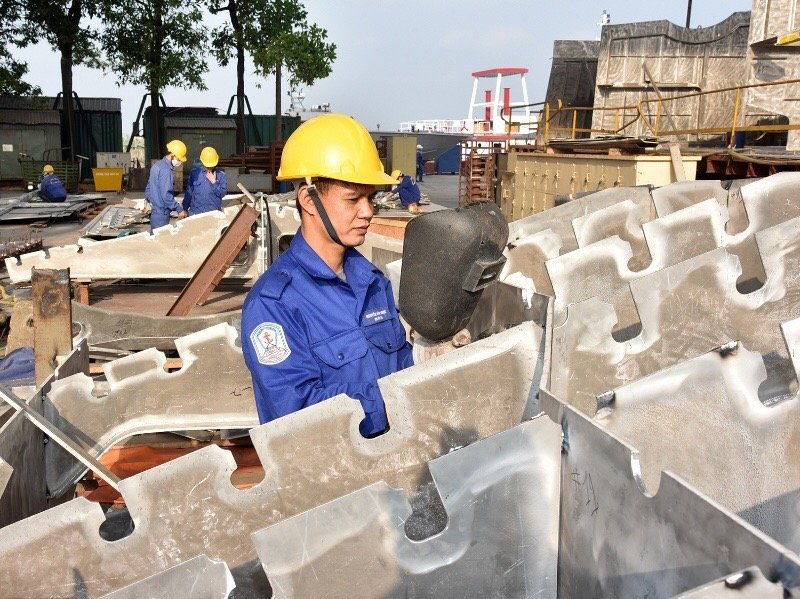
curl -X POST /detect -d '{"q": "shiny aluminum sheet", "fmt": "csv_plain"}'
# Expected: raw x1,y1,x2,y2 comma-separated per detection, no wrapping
253,415,560,598
0,323,541,597
550,215,800,414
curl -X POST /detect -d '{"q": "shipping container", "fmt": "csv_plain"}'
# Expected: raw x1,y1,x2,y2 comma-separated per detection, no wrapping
144,107,301,164
51,96,123,179
435,145,460,174
1,96,124,180
242,114,301,147
0,109,62,181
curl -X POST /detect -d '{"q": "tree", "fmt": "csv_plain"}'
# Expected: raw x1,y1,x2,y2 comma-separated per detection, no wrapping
20,0,102,158
210,0,248,153
0,1,41,96
257,22,336,141
211,0,334,148
251,1,335,141
101,0,208,160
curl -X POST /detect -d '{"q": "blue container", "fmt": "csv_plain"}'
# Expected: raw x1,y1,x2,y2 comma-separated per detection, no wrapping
435,145,460,174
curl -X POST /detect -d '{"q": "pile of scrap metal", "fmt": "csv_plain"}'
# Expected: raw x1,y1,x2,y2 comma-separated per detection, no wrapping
0,193,107,222
0,233,41,260
1,174,800,597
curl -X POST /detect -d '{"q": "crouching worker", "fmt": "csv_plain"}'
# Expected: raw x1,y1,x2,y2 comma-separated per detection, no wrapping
242,114,413,437
39,165,67,202
389,169,421,214
184,146,227,216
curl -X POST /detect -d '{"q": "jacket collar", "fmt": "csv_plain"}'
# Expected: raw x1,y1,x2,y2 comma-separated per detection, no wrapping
290,229,381,285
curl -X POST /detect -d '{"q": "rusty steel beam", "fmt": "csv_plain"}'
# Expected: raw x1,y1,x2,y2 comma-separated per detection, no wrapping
32,269,72,386
168,203,259,316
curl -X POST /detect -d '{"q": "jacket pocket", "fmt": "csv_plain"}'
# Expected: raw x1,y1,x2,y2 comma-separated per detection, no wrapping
311,328,370,368
363,319,407,354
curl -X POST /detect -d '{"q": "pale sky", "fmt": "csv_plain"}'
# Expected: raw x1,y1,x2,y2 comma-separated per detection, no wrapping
14,0,752,135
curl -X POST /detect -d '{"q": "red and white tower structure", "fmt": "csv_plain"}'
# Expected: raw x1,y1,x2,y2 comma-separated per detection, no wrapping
466,67,536,139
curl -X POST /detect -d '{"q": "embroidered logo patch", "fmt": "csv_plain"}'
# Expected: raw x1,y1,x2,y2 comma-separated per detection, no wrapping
363,308,389,325
250,322,291,365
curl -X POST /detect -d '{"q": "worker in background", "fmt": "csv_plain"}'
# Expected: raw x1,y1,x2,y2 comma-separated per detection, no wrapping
242,114,413,438
38,165,67,202
184,146,227,216
416,144,425,182
145,139,188,232
389,169,420,214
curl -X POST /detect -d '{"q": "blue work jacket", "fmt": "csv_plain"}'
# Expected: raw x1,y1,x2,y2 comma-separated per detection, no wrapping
241,230,413,436
184,166,227,215
145,157,182,216
394,175,421,205
39,174,67,202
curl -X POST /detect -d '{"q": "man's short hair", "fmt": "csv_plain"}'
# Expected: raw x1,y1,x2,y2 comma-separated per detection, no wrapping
293,178,375,215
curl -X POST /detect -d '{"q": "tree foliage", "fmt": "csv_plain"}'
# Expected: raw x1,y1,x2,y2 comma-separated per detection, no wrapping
250,13,336,90
101,0,209,155
21,0,102,68
15,0,102,157
211,0,335,141
101,0,209,92
0,0,40,96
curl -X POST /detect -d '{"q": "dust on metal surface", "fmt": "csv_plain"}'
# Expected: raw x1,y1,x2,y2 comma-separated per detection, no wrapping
73,301,241,352
32,269,72,386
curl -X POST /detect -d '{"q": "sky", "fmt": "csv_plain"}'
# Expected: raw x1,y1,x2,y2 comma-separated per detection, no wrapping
14,0,753,136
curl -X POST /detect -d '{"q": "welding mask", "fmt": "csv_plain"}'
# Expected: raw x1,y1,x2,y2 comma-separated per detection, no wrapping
399,202,508,341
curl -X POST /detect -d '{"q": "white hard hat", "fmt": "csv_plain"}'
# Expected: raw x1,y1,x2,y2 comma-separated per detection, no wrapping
416,144,423,150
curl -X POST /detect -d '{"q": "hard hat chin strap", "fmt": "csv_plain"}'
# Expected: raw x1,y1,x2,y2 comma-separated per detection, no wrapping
305,182,345,247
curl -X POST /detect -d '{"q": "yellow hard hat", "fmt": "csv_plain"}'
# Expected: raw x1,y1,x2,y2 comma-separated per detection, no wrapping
166,139,187,163
277,113,396,185
390,169,402,181
42,164,54,175
199,146,219,168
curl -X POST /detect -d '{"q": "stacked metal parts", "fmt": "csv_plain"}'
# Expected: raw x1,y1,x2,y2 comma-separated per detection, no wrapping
1,174,800,597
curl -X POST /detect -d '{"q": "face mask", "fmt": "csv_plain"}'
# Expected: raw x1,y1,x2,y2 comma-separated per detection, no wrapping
171,158,181,168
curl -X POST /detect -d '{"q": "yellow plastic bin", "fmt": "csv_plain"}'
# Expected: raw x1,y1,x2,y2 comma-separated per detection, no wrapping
92,167,124,192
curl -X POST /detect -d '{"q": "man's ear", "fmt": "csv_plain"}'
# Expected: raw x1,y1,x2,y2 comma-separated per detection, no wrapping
296,186,318,218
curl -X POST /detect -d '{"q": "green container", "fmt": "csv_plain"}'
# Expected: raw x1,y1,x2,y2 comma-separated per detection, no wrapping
55,98,123,180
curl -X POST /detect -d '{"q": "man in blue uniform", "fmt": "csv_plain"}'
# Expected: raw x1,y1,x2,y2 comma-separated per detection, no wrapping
38,165,67,202
241,114,413,437
184,146,227,216
416,144,425,182
389,169,421,214
145,139,188,232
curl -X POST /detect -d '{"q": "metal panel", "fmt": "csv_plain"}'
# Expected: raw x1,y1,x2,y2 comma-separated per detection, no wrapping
253,415,561,598
0,338,88,526
168,204,260,315
44,323,258,497
550,214,800,413
677,567,790,598
571,333,800,554
0,323,541,597
243,115,301,148
73,301,241,352
496,152,699,220
546,172,800,328
0,122,62,180
4,204,290,283
98,555,235,599
542,389,800,598
591,13,751,140
0,386,121,492
31,269,72,386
